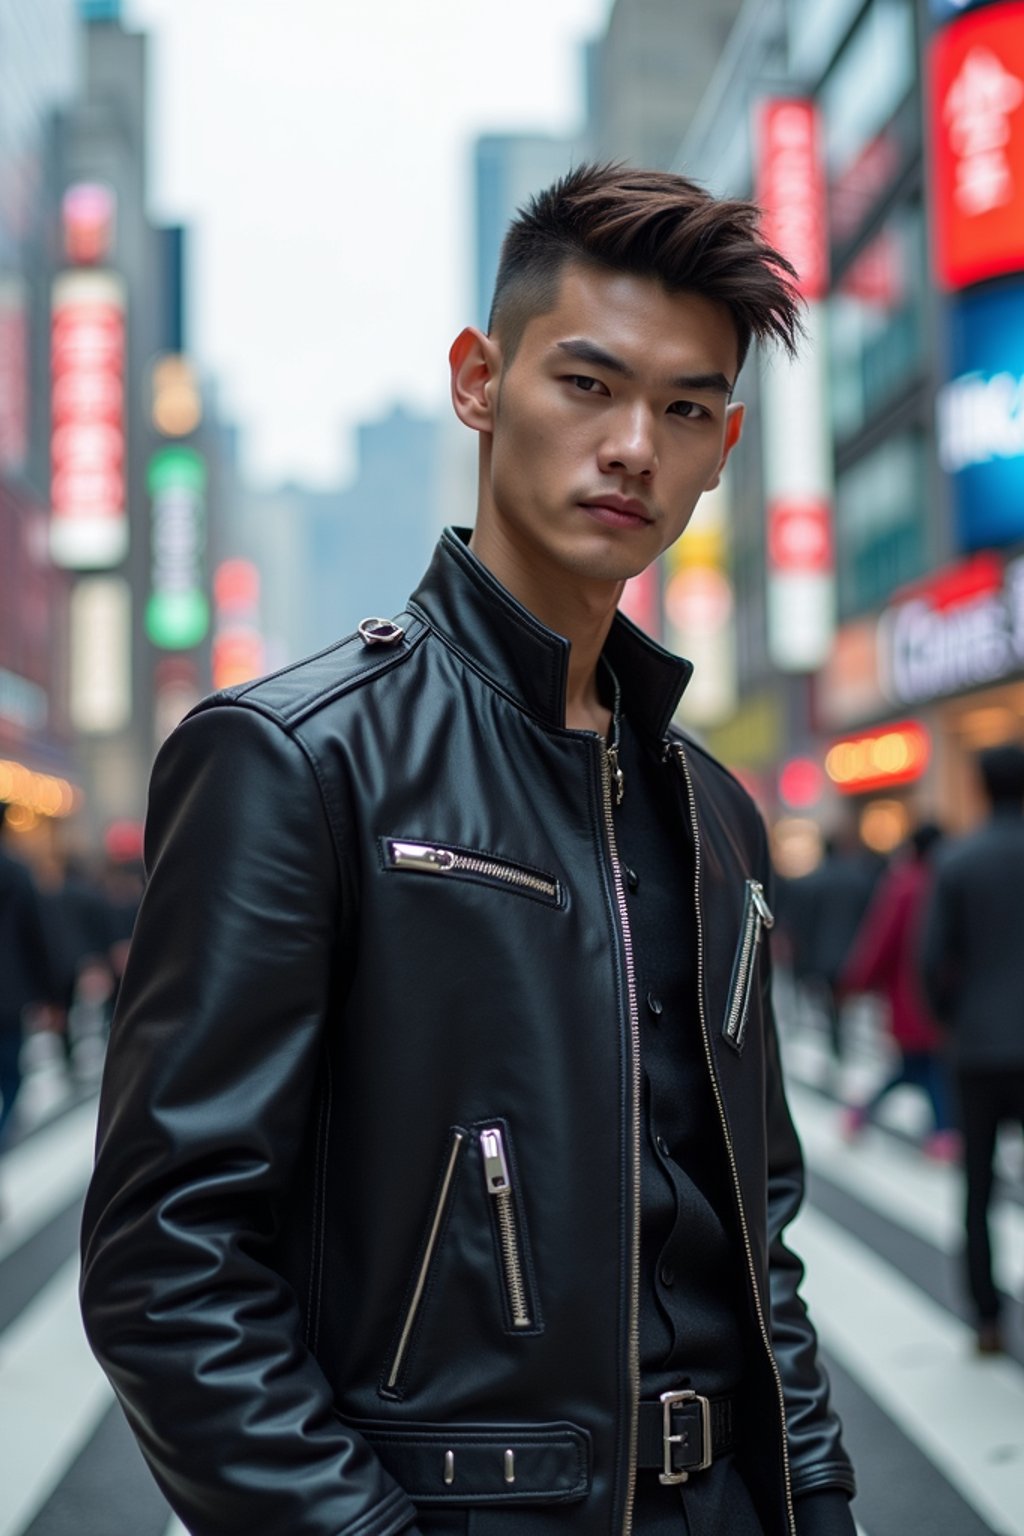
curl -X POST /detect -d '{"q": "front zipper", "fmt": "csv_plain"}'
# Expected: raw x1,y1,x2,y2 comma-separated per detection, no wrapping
723,879,776,1053
385,1129,466,1393
673,744,796,1536
385,839,559,902
480,1125,532,1329
599,749,642,1536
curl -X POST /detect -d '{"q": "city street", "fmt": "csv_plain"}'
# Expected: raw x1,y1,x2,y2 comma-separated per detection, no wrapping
1,1021,1022,1536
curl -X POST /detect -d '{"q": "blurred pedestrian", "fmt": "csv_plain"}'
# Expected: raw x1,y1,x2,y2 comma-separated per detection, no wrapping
920,743,1024,1354
839,821,956,1158
0,802,53,1160
37,849,116,1073
783,831,882,1071
82,166,857,1534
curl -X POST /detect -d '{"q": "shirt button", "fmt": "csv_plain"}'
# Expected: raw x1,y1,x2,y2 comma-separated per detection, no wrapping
646,991,663,1018
626,866,639,892
655,1135,670,1157
659,1264,676,1287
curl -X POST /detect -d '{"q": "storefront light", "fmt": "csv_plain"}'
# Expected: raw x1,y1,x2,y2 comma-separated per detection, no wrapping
825,722,931,793
0,759,79,820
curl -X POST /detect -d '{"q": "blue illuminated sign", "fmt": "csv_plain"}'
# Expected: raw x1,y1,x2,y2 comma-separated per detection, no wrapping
937,282,1024,551
79,0,121,20
929,0,1002,22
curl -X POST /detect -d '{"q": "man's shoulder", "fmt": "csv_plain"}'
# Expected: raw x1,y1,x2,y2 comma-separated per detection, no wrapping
190,611,430,733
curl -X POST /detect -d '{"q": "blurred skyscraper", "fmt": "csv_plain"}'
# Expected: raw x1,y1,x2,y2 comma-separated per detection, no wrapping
474,134,581,329
586,0,744,168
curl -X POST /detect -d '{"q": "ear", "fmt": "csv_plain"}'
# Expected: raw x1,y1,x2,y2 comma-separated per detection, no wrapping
704,401,744,491
449,327,501,434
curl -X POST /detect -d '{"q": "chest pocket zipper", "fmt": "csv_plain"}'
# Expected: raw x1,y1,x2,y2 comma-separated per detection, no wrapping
383,839,561,905
722,879,774,1054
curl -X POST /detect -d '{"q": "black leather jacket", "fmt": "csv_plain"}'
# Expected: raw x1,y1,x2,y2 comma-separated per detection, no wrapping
81,528,855,1536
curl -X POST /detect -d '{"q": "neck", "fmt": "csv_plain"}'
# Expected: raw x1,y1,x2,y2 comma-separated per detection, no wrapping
468,519,623,735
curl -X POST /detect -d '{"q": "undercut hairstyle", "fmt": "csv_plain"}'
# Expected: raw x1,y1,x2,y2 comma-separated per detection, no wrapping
488,162,803,374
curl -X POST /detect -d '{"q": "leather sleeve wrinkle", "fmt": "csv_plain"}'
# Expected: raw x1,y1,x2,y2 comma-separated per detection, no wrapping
80,703,414,1536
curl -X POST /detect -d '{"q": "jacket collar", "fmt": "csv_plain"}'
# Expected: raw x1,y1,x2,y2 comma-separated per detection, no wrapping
408,527,693,741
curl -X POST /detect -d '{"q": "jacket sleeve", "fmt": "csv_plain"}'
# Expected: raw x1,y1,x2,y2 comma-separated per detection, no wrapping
757,823,857,1504
80,701,418,1536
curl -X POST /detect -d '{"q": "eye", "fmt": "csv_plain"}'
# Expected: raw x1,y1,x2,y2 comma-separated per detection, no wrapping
565,374,609,396
668,400,710,420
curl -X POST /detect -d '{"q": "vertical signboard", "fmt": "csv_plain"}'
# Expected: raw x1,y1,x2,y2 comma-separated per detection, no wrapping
755,99,836,671
664,481,738,726
145,447,209,649
929,1,1024,289
50,270,127,568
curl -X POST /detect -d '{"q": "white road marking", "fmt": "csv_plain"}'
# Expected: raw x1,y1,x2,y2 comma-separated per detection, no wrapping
790,1081,1024,1294
0,1253,112,1536
795,1203,1024,1536
0,1099,97,1264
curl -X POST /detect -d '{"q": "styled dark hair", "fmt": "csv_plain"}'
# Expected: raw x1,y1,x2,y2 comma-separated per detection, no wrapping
977,742,1024,805
488,162,803,373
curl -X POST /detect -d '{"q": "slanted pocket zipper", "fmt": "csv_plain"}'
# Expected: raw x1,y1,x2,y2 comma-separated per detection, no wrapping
722,879,775,1054
384,840,560,904
480,1125,532,1329
384,1129,466,1393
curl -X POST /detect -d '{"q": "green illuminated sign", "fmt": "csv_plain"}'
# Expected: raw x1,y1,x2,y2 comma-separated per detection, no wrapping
145,446,209,650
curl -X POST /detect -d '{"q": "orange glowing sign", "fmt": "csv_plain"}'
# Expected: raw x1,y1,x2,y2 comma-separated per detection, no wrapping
825,722,931,795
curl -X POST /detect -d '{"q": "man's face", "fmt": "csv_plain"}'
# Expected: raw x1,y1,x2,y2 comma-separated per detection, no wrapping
471,261,743,588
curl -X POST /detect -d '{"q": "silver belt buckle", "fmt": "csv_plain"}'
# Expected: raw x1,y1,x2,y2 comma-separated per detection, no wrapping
659,1388,712,1485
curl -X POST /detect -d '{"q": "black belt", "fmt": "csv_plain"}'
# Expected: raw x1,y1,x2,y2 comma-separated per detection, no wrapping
637,1391,739,1484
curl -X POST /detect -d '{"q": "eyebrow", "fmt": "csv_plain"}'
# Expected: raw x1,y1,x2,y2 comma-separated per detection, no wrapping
553,338,734,396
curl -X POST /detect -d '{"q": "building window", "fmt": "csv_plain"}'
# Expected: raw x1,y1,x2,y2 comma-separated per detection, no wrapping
828,201,927,442
835,431,927,616
821,0,918,242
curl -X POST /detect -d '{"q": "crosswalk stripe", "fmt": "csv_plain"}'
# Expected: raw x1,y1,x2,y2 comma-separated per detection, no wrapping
790,1082,1024,1294
794,1202,1024,1536
0,1099,97,1266
0,1253,112,1536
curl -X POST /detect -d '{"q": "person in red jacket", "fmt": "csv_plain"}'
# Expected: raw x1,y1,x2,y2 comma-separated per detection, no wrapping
839,822,957,1159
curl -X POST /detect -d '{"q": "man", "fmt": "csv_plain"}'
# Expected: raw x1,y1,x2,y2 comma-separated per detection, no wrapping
920,742,1024,1354
81,166,856,1536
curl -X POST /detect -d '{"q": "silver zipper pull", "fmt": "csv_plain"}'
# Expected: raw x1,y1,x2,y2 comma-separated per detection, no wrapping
388,841,455,873
749,881,775,928
606,745,625,807
481,1127,512,1193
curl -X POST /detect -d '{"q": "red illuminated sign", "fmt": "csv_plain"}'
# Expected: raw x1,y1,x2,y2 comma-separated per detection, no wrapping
767,497,833,574
756,99,829,301
930,2,1024,289
62,182,117,265
50,271,127,568
825,722,931,795
618,565,661,638
212,559,265,691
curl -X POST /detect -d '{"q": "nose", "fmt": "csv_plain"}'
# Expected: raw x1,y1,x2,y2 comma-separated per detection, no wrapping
599,403,657,479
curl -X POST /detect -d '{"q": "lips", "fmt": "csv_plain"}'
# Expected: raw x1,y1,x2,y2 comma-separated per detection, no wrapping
578,496,653,530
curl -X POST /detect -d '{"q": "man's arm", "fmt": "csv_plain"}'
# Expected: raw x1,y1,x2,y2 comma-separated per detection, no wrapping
80,702,417,1536
757,825,858,1536
918,855,960,1025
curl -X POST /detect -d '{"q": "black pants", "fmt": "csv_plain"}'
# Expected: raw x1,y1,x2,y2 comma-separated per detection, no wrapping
957,1068,1024,1323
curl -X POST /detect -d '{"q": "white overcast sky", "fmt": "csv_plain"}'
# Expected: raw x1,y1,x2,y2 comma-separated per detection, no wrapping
123,0,612,486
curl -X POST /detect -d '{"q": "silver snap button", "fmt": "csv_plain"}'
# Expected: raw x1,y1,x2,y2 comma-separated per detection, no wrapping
358,617,405,645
